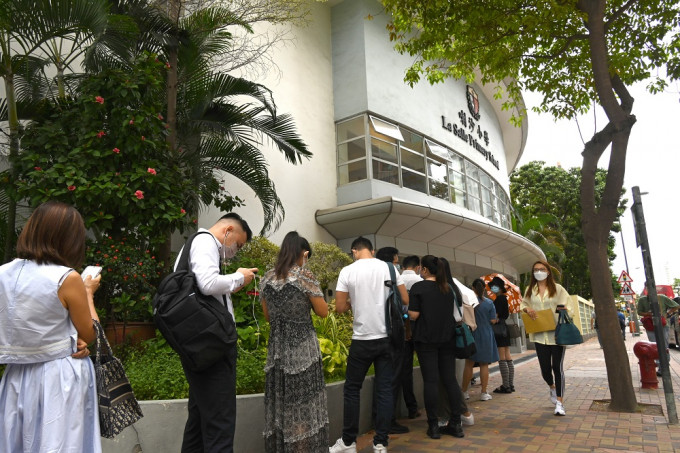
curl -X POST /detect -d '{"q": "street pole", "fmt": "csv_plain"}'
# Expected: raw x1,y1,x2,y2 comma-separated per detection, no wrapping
619,227,641,335
631,186,677,424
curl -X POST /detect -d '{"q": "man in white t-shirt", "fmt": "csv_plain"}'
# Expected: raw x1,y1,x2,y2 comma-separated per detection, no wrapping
329,237,408,453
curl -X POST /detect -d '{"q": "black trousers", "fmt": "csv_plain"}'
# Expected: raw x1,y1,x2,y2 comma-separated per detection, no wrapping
397,340,418,415
415,341,466,424
534,343,565,398
181,346,237,453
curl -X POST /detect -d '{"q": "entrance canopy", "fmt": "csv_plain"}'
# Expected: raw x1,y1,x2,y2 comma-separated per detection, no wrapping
316,196,545,280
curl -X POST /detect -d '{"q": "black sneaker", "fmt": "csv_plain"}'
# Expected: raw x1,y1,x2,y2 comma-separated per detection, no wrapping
426,422,441,439
389,422,409,434
408,410,421,419
441,423,464,438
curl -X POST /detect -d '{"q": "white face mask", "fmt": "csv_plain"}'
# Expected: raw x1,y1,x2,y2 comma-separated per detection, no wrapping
534,270,549,281
490,286,500,294
222,231,239,260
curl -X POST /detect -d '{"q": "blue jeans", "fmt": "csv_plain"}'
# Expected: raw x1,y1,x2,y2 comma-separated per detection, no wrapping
342,338,393,447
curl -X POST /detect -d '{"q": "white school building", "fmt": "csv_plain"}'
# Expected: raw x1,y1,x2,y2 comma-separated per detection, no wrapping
203,0,544,282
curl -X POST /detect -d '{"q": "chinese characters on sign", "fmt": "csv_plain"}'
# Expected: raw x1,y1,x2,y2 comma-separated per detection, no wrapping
440,112,499,170
438,84,500,171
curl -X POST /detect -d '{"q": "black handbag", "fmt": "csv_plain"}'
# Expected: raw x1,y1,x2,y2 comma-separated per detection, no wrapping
92,320,143,438
385,262,405,351
505,314,522,339
555,310,584,345
153,232,237,371
492,319,508,338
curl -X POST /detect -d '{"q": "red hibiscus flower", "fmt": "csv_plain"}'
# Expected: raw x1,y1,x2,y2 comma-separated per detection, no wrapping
67,185,76,191
134,190,144,199
112,148,120,154
95,96,104,104
147,167,156,175
96,130,106,138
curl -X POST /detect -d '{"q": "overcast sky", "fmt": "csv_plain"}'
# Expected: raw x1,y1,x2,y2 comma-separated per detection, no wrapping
518,81,680,293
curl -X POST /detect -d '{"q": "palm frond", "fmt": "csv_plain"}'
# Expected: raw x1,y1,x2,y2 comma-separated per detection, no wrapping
196,136,284,234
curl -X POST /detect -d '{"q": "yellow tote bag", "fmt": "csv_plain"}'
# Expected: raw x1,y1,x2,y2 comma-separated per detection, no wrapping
521,309,556,334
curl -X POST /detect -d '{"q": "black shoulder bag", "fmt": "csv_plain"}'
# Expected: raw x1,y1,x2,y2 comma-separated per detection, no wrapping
153,232,237,371
385,262,405,351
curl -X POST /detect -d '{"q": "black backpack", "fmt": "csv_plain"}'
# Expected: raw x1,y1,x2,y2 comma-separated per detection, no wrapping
153,232,237,372
384,262,405,351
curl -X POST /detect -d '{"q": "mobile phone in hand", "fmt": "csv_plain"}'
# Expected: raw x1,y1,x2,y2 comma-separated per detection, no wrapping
81,265,102,280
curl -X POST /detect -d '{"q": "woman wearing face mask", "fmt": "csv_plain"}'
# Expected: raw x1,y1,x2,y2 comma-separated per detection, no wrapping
259,231,330,452
488,276,515,394
520,260,570,416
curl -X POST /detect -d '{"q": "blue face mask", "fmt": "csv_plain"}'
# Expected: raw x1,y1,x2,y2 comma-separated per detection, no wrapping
490,286,500,294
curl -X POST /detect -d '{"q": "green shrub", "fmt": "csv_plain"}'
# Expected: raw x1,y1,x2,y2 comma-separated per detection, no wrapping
307,241,353,294
124,338,189,400
236,347,267,394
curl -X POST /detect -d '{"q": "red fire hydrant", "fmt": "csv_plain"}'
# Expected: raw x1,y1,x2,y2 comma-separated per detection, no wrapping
633,342,659,389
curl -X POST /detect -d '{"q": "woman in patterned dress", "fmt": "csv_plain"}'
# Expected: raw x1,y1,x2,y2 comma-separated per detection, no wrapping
260,231,330,452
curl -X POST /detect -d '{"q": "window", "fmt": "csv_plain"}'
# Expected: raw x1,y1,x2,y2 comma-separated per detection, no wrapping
371,138,398,164
401,130,424,154
425,139,450,161
401,148,426,173
338,140,366,164
336,114,514,229
336,117,367,185
402,169,427,193
337,116,365,142
372,159,399,185
427,159,448,200
369,115,404,141
338,161,367,185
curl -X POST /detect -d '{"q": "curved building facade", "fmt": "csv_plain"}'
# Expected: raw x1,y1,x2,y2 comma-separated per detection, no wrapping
205,0,544,281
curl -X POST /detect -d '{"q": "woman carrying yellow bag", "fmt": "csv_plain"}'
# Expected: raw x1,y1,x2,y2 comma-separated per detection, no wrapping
520,260,570,417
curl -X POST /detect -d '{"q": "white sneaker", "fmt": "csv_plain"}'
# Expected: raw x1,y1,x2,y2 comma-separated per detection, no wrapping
549,388,557,405
461,412,474,426
480,392,492,401
373,443,387,453
554,401,566,416
329,438,357,453
463,391,470,400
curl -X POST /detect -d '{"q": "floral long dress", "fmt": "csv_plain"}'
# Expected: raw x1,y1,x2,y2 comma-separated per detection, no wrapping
260,265,329,453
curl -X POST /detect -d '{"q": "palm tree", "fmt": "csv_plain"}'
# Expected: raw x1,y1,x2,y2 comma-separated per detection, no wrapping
86,1,311,236
0,0,111,262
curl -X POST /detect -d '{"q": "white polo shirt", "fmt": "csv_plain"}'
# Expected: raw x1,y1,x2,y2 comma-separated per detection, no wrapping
336,258,405,340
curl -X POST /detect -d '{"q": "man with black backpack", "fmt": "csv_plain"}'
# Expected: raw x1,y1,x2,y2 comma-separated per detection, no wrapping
330,237,408,453
174,213,256,453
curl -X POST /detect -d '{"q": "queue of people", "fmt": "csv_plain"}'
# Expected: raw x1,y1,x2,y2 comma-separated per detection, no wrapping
0,202,573,453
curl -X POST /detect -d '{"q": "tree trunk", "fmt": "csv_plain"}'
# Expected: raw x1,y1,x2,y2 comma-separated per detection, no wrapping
578,0,637,412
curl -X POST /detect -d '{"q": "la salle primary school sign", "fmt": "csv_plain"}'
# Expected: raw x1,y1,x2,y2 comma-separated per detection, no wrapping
439,85,500,171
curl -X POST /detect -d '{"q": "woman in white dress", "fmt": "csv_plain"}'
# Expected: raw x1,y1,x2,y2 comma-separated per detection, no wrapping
0,201,102,452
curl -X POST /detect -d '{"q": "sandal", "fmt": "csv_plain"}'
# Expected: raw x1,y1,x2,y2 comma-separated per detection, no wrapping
493,385,512,394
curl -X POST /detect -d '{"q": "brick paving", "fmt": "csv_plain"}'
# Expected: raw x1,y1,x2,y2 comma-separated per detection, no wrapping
355,333,680,452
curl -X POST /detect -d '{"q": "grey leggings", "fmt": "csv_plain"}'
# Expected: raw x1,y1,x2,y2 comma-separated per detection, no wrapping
534,343,566,398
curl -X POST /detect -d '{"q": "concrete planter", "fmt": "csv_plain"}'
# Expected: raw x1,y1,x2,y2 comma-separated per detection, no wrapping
103,371,425,453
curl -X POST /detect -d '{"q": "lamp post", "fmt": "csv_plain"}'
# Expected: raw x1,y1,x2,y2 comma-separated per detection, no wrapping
631,186,677,424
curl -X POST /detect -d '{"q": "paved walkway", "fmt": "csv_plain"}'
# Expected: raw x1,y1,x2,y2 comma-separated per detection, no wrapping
356,333,680,452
